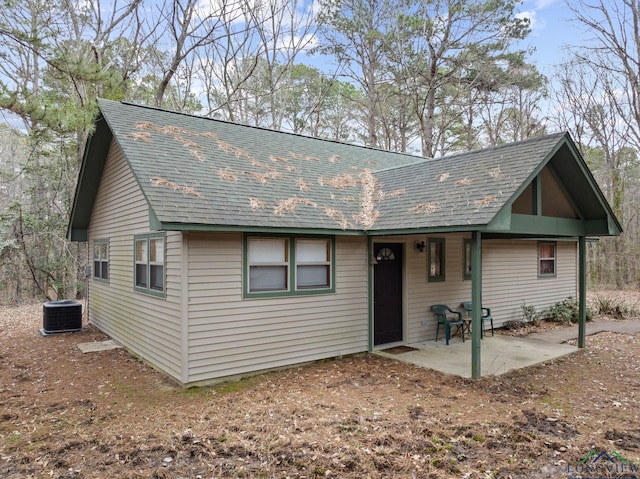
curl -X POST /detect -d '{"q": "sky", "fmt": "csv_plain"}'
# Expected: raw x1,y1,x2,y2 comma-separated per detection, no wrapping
0,0,591,132
517,0,584,75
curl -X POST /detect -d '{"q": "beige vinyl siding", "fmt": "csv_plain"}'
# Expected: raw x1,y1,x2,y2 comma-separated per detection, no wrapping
186,233,368,384
382,235,578,345
87,139,183,382
403,234,470,344
370,235,463,346
482,239,577,326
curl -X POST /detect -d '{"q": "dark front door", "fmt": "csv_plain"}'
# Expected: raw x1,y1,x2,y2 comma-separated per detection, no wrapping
373,243,403,345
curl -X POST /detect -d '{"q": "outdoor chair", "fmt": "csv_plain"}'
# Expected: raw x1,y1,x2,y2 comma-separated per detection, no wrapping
461,302,495,338
431,304,465,345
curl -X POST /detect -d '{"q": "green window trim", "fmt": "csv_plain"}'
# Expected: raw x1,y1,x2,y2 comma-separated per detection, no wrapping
463,238,472,280
428,238,445,282
134,233,166,297
538,241,557,278
244,234,336,298
93,239,109,282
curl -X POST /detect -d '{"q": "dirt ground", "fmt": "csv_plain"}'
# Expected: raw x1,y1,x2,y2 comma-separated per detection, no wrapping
2,292,640,478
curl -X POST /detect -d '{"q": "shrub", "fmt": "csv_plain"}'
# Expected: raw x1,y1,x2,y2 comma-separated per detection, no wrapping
593,295,627,319
521,302,539,325
504,319,525,330
545,297,593,324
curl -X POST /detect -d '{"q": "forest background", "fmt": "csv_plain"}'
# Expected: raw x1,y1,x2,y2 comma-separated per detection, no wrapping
0,0,637,304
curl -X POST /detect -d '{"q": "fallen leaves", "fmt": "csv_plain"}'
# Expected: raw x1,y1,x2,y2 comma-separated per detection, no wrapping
4,288,640,476
411,202,440,214
150,177,203,197
2,314,640,478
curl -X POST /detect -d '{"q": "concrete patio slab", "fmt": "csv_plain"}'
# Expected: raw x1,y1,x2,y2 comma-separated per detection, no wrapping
77,340,122,354
376,335,579,378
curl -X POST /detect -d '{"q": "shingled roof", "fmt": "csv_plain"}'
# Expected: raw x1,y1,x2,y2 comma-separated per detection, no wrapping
372,133,567,231
68,99,620,239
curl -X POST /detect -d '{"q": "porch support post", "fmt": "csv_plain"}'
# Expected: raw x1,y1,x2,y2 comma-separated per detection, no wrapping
367,236,374,352
578,236,587,348
471,231,482,378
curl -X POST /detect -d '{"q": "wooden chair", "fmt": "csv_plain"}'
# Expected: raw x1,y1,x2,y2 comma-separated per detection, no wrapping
431,304,465,345
461,302,494,338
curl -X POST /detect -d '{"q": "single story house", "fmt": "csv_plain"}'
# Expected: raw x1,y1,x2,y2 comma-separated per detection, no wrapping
67,99,621,386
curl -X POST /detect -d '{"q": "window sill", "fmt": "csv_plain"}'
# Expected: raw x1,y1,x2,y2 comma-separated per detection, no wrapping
244,288,335,299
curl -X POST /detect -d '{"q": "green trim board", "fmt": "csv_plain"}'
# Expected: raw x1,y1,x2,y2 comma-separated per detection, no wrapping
470,231,483,379
511,214,589,236
578,236,587,348
367,237,374,352
533,175,541,215
155,222,365,236
66,116,112,241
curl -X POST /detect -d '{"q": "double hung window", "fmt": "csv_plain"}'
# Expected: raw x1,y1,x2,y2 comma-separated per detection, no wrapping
248,238,289,292
93,239,109,281
538,242,556,277
246,235,334,296
296,239,331,289
135,234,165,295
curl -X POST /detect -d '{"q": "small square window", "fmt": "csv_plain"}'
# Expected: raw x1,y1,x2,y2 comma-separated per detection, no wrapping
428,238,445,282
538,242,556,277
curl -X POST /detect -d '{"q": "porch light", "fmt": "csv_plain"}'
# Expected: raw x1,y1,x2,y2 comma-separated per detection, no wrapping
414,240,426,253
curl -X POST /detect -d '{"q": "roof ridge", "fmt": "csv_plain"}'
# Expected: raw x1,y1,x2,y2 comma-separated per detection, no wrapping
440,131,568,159
100,98,424,162
371,132,568,176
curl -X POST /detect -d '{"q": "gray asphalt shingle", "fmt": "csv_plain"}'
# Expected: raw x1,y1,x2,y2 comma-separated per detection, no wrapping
97,99,566,232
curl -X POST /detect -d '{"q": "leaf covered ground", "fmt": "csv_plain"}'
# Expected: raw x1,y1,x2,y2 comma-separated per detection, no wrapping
1,293,640,478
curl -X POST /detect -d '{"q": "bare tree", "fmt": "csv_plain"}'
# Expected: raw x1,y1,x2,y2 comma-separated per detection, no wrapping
554,59,633,286
568,0,640,149
556,0,640,287
196,1,261,122
150,0,230,108
0,0,147,301
197,0,318,129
